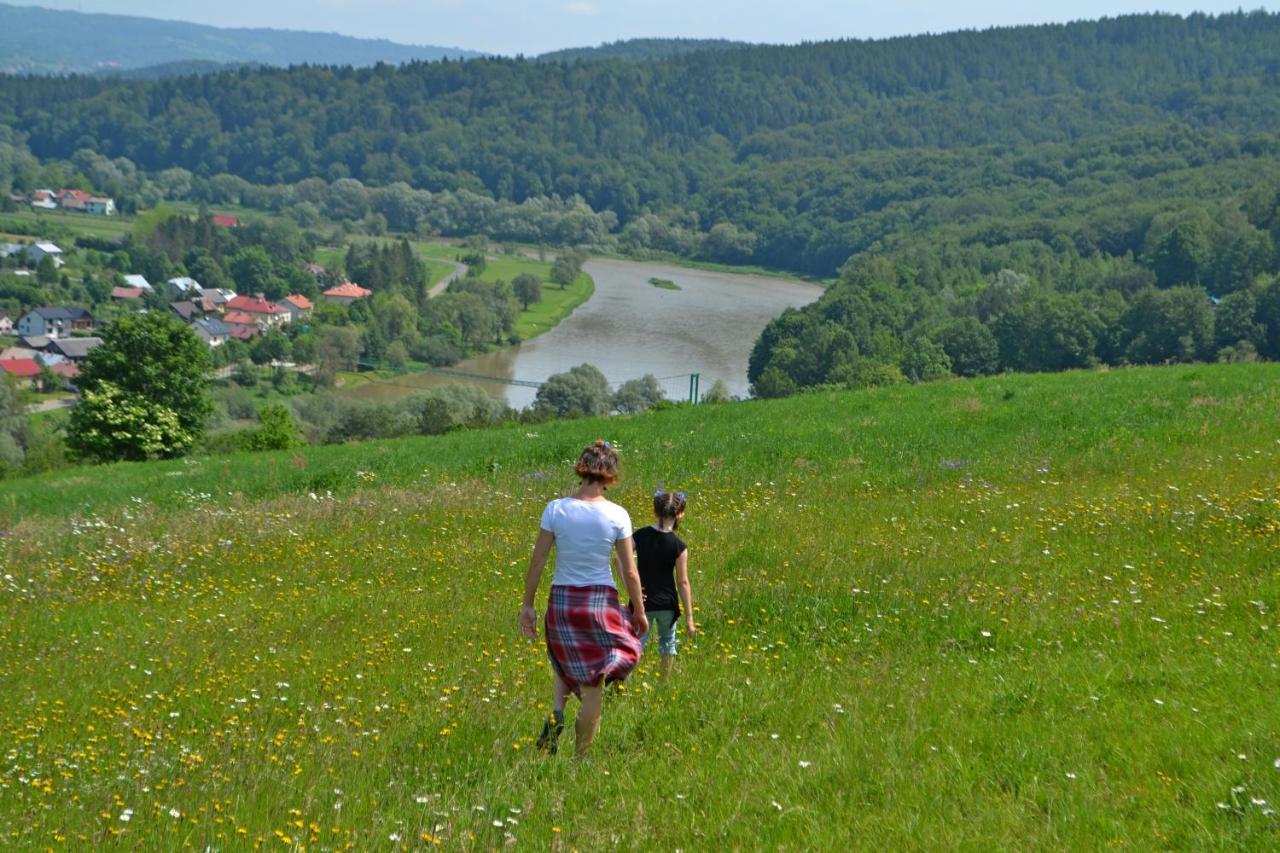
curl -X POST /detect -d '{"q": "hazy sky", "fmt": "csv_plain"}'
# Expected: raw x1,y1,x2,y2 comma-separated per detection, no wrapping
7,1,1271,54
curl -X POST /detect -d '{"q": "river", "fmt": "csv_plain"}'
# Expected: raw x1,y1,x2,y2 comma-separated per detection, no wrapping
342,258,823,409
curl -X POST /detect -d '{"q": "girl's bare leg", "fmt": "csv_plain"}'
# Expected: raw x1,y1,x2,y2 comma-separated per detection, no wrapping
575,684,604,758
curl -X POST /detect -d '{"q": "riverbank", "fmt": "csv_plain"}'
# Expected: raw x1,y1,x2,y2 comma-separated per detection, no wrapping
338,256,822,408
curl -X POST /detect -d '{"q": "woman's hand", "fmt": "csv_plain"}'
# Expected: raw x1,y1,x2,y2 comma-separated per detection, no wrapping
519,604,538,639
630,607,648,639
685,617,697,637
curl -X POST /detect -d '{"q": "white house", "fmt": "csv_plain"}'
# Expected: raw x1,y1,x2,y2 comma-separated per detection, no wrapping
167,276,200,292
84,197,116,216
122,274,152,290
27,242,65,268
0,310,12,335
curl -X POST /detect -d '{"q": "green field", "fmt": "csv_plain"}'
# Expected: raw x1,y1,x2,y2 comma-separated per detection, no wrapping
1,364,1278,848
0,209,134,241
411,242,593,341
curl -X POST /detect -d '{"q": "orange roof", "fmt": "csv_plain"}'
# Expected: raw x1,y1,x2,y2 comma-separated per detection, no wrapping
323,281,372,299
211,214,240,228
284,293,314,310
222,311,255,325
111,286,145,300
50,362,80,378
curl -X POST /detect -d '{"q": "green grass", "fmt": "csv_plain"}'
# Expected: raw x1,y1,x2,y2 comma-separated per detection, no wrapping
2,363,1278,848
411,241,594,341
649,276,681,290
0,209,134,241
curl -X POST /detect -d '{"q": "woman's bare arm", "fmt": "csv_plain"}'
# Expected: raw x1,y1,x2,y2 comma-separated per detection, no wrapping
615,537,648,637
520,529,555,638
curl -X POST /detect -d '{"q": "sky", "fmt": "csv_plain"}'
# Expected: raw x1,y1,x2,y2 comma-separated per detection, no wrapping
5,0,1271,55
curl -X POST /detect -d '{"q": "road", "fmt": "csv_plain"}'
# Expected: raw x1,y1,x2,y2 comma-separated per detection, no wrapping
27,397,76,413
426,258,467,298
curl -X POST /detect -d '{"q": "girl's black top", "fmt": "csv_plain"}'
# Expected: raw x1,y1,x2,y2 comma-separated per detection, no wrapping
632,525,687,616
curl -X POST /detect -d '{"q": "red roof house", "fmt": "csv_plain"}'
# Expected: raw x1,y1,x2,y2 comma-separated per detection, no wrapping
222,310,256,326
211,214,240,228
226,295,290,328
58,189,92,211
0,357,41,377
0,358,42,386
111,286,145,300
322,281,372,305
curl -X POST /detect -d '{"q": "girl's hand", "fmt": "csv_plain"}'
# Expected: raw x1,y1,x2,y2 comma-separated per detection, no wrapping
685,618,697,637
630,608,648,639
519,605,538,640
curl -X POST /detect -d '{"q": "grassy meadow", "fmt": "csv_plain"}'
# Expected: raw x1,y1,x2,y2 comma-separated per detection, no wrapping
413,241,593,341
1,363,1278,849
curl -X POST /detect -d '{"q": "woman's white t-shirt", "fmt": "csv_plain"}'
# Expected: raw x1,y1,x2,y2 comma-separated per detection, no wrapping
540,497,633,588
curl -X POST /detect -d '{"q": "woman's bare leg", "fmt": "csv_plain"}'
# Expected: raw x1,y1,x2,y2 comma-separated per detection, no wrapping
552,672,570,714
575,684,604,758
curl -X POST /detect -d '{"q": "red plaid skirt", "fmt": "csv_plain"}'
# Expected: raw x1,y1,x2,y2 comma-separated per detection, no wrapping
544,585,642,693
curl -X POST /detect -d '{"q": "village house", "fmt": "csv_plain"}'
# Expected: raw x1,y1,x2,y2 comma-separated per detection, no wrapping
84,196,116,215
281,293,314,322
211,214,240,228
26,242,65,267
227,324,258,342
49,361,80,385
57,189,91,211
111,286,145,301
17,335,51,352
195,287,234,312
0,357,42,389
29,189,57,210
226,295,291,329
16,307,94,339
0,346,38,361
0,242,24,258
322,281,372,306
167,276,200,292
49,337,102,362
192,317,230,347
0,310,12,335
122,274,152,290
170,300,200,322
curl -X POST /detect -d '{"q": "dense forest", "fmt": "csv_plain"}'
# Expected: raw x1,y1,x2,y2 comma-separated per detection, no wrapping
3,12,1280,392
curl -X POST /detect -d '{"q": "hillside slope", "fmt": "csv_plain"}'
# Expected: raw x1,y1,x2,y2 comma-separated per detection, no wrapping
0,2,481,74
2,364,1277,847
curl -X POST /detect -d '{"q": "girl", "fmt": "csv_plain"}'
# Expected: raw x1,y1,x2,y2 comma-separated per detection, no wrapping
519,440,648,758
632,490,696,676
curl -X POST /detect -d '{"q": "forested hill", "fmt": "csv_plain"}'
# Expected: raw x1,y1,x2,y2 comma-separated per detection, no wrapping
0,3,481,74
536,38,748,62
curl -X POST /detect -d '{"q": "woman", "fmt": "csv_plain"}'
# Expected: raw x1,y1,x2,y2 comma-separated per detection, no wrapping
520,440,648,758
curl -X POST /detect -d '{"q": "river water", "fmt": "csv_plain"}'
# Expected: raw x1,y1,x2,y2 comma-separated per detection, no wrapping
343,258,823,409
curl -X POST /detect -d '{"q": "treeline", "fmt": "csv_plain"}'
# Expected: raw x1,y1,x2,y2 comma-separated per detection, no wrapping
748,248,1280,396
3,13,1280,274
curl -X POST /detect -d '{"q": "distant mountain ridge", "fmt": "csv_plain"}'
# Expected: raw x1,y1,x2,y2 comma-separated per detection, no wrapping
537,38,750,63
0,2,482,74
